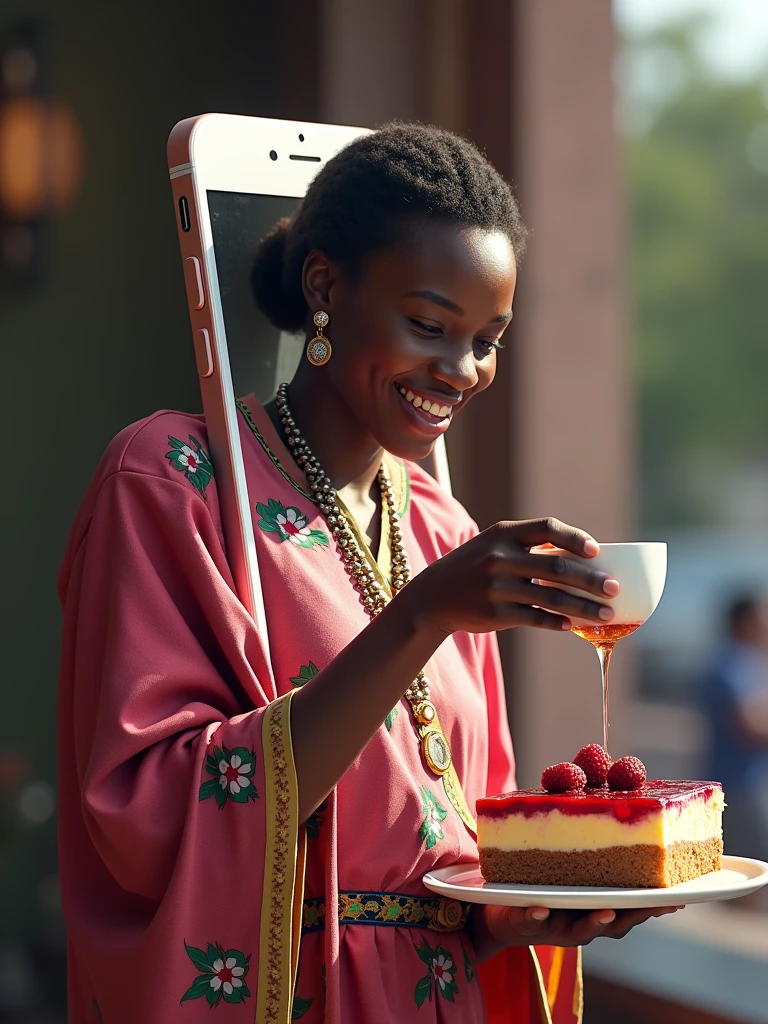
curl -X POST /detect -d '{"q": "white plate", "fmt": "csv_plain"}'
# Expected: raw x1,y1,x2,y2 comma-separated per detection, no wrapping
422,856,768,910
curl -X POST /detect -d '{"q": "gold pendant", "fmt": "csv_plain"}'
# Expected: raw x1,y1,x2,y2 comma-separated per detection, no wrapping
414,700,436,724
421,727,452,775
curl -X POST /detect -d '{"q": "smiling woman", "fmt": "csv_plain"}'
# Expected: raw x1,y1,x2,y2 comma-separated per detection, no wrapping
58,121,670,1024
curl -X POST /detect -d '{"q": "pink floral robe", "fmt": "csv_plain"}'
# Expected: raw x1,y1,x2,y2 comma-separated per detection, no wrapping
58,395,581,1023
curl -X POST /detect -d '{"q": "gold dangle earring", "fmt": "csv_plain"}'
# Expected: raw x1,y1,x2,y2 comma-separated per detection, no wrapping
306,311,332,366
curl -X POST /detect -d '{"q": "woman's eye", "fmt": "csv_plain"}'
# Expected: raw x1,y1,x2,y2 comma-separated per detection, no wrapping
409,318,443,335
477,339,505,355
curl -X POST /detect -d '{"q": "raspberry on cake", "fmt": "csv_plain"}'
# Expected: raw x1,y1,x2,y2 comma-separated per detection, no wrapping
541,762,587,793
573,744,611,787
608,756,647,791
477,778,724,889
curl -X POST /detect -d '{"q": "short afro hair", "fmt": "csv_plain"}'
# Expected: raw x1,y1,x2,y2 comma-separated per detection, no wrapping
251,120,526,333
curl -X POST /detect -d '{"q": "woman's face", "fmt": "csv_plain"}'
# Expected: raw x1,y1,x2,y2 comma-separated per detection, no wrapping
306,222,517,462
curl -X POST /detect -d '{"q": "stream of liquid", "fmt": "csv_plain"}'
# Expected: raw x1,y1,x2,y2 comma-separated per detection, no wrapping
570,622,643,754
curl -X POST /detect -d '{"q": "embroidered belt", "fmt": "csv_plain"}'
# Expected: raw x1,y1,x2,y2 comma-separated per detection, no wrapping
302,891,471,934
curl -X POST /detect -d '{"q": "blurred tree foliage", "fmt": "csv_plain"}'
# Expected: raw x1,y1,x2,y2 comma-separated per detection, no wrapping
624,17,768,528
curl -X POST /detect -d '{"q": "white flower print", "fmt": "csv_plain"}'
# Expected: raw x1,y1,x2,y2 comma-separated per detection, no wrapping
210,957,245,995
256,498,329,551
165,435,214,498
427,806,443,828
218,752,253,795
177,445,200,473
275,507,312,545
182,940,251,1007
431,954,454,990
419,786,448,850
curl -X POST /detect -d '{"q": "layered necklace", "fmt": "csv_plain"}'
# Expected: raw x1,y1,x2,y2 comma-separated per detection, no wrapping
275,382,454,779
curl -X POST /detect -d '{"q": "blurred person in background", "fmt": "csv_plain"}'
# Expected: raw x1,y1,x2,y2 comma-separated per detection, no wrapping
704,595,768,860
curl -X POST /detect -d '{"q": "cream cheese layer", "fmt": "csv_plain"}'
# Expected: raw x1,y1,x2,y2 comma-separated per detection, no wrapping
478,790,724,852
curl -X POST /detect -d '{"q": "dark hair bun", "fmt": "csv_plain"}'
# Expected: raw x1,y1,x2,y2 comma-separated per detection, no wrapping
250,217,307,333
251,122,526,336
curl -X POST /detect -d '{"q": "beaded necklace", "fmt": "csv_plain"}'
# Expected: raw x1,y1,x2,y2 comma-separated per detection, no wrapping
275,382,455,778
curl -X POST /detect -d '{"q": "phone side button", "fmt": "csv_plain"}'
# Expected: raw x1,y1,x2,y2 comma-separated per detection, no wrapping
184,255,206,310
195,328,214,378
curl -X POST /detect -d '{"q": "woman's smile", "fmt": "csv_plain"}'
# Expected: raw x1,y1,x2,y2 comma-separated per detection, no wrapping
393,383,455,436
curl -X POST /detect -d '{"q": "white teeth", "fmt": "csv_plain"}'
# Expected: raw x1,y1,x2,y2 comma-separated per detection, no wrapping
397,386,453,418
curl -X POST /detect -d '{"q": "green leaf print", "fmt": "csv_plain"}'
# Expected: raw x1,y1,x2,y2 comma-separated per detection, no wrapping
292,962,313,1019
463,943,475,983
180,974,214,1003
198,778,218,802
306,529,329,545
255,499,328,549
290,662,320,688
292,994,313,1019
414,975,432,1008
419,786,448,850
184,941,215,973
412,938,460,1008
414,938,435,966
385,707,399,731
165,435,213,497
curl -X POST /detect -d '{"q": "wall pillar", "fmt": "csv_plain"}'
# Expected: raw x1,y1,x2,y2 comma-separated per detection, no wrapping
319,0,633,785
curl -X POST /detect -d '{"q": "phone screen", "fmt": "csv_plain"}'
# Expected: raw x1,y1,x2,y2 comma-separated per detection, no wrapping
206,188,441,482
207,190,303,404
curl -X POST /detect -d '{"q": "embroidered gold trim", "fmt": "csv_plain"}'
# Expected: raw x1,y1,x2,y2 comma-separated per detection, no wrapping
256,693,304,1024
573,946,584,1024
381,451,409,518
237,398,409,517
529,947,554,1024
431,704,476,834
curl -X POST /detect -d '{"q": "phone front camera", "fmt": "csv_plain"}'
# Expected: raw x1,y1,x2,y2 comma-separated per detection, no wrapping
269,150,278,161
298,133,305,142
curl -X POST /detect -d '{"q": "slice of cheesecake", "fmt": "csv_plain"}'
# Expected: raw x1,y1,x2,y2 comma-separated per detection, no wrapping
477,782,724,888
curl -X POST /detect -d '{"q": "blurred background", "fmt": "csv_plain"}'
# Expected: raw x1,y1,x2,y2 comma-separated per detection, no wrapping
2,0,768,1020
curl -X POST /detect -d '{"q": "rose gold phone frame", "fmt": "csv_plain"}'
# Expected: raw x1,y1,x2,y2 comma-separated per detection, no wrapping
167,114,452,655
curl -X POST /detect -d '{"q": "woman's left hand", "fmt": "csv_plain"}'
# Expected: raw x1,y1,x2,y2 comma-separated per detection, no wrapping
469,903,684,962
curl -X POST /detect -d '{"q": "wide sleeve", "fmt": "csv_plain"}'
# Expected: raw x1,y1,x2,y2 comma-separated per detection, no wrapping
58,470,305,1024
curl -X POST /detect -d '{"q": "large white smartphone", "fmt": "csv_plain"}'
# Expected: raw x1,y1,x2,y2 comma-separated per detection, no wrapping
167,114,452,656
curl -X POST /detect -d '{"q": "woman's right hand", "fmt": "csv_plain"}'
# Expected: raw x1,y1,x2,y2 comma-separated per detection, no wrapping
401,517,620,638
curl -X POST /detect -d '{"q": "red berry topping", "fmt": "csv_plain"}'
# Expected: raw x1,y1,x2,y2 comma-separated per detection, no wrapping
541,762,588,793
607,756,647,791
573,743,611,787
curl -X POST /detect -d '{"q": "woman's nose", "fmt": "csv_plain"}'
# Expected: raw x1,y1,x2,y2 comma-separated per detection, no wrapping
430,349,480,393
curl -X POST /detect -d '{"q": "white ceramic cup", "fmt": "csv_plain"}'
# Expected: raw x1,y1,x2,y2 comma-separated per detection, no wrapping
532,542,668,627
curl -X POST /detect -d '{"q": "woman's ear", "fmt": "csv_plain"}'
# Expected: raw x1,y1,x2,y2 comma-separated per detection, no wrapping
301,250,337,315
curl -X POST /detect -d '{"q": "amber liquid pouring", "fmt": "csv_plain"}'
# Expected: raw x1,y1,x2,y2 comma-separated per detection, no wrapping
571,622,642,644
571,622,643,755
